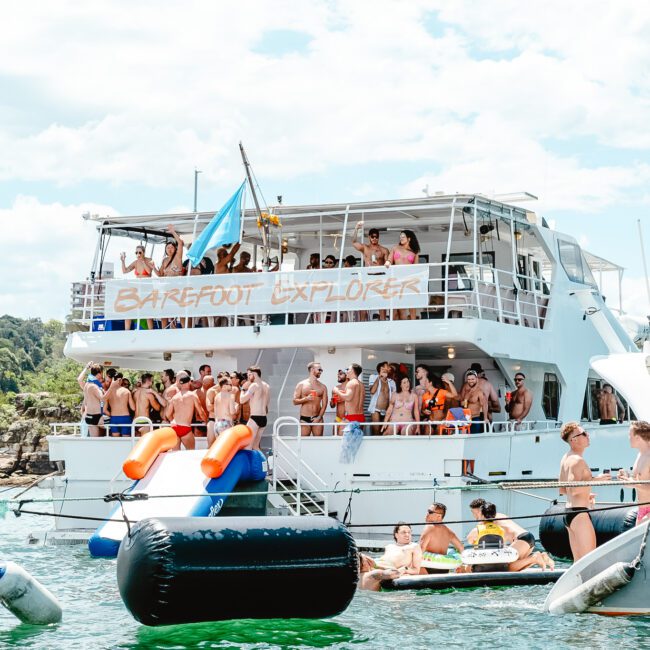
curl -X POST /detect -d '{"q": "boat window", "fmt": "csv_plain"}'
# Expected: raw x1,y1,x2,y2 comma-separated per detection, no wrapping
582,378,635,422
558,240,585,284
542,373,561,420
558,240,598,288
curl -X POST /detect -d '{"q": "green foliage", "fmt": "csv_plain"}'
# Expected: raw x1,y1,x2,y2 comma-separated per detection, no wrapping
0,315,82,398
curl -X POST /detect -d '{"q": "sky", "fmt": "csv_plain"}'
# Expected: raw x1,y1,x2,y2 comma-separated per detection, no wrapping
1,1,650,321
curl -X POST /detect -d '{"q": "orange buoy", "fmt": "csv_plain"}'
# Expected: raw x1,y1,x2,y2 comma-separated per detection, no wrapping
123,427,178,480
201,425,253,478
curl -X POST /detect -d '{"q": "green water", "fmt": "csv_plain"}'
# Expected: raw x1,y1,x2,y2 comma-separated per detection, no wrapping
1,492,650,649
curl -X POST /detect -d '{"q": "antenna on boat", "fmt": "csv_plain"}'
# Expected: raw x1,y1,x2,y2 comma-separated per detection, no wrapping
637,219,650,307
239,142,270,271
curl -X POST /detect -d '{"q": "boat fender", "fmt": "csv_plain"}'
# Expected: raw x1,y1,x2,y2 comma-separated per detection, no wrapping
539,504,637,560
547,561,635,615
0,561,62,625
117,516,358,626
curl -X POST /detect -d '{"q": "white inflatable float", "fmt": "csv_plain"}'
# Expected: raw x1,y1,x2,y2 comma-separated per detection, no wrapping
461,546,519,566
0,561,62,624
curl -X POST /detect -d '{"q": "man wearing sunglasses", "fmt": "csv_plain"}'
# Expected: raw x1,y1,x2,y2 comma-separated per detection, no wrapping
559,422,612,561
506,373,532,429
419,502,464,571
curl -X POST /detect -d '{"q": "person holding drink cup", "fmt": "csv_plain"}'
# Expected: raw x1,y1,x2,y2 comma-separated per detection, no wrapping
293,362,328,436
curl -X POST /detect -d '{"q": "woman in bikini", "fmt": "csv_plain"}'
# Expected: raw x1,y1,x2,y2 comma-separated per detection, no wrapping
385,229,421,320
155,224,184,329
120,245,156,332
382,375,420,435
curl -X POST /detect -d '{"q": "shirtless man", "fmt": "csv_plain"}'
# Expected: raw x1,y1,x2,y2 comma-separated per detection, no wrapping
82,363,105,437
352,222,390,321
507,373,532,428
375,523,422,575
240,366,270,451
598,384,622,425
214,243,241,274
194,375,214,437
166,372,207,450
368,362,395,433
468,498,554,571
419,502,464,565
330,369,348,428
332,363,365,433
618,420,650,525
459,370,488,434
207,377,239,445
161,369,179,406
559,422,612,560
468,363,501,421
231,251,253,273
133,373,166,432
104,373,135,437
293,362,328,437
414,364,430,399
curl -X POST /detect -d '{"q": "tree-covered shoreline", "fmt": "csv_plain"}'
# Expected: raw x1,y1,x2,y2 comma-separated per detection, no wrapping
0,315,83,480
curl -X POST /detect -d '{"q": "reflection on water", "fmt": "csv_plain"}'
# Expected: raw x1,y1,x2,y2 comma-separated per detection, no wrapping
1,492,650,649
128,619,360,650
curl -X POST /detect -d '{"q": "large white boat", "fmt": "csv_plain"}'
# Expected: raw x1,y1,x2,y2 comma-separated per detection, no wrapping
42,191,650,546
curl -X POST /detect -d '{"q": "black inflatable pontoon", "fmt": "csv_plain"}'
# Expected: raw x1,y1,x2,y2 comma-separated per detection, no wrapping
383,569,566,591
539,504,637,560
117,516,358,626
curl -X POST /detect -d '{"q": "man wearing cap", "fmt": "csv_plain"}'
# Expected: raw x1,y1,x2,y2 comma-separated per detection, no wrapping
466,363,501,422
352,221,389,321
459,370,488,433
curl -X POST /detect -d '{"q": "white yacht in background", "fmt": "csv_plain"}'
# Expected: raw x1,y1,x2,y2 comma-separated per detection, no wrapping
43,190,650,546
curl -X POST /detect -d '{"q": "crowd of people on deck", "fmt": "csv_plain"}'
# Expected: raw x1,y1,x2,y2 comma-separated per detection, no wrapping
107,222,426,329
295,360,533,436
78,362,270,451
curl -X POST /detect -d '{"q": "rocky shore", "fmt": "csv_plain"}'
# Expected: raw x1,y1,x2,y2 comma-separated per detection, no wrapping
0,392,79,484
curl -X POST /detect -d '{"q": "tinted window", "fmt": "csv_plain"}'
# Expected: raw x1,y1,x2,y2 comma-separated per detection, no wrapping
542,372,561,420
558,240,584,284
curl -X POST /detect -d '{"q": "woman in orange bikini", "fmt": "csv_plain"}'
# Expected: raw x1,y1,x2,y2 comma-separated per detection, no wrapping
155,224,185,328
382,375,420,436
385,229,421,320
120,245,155,331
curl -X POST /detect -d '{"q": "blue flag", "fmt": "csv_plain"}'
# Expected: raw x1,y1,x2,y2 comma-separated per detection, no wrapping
186,180,246,266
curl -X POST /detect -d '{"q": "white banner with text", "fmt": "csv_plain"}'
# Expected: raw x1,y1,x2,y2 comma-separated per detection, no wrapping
103,265,430,319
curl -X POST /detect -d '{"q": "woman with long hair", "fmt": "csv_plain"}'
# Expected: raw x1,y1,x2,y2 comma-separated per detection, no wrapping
385,229,421,320
382,375,420,435
156,224,184,328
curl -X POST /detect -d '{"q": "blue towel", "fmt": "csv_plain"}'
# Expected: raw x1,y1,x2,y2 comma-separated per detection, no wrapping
340,422,364,463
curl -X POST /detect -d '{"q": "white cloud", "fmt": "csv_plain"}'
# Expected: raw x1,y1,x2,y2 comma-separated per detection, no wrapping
0,196,114,320
0,1,648,194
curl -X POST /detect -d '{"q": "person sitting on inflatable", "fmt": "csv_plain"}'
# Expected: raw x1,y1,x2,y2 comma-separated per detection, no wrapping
419,502,464,574
463,501,554,573
375,522,422,575
358,554,400,591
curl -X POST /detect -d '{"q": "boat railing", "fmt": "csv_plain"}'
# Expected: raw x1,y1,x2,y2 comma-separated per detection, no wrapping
271,417,329,516
68,261,550,332
48,421,204,439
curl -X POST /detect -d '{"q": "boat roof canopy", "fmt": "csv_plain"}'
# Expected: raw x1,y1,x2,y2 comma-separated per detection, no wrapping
88,193,534,242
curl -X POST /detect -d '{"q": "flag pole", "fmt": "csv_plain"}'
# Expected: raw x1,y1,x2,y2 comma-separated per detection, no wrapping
239,142,269,271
